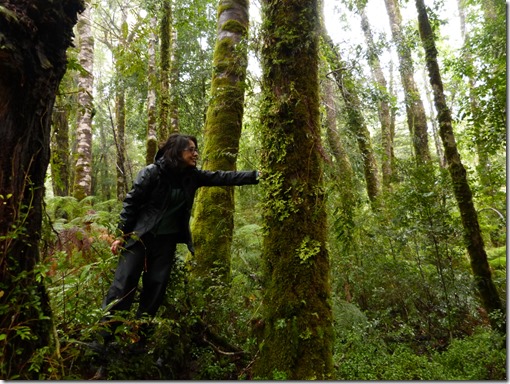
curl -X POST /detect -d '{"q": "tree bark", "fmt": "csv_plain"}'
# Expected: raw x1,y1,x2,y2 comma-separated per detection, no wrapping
50,102,71,196
254,0,334,379
169,21,179,133
384,0,430,163
422,69,446,167
73,2,94,200
146,15,158,164
322,33,381,204
190,0,250,283
357,2,395,190
0,0,84,378
323,78,357,246
415,0,504,331
114,87,127,200
159,0,172,141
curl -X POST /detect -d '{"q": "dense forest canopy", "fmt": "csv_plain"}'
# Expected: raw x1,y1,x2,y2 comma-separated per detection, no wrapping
0,0,505,379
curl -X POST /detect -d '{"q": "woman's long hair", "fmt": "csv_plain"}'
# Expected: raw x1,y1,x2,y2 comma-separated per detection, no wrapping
157,133,198,170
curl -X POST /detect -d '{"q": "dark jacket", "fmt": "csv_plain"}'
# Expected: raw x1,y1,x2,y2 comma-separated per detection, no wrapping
117,158,258,254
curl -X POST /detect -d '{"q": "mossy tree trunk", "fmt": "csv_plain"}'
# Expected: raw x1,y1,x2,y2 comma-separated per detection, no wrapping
323,77,358,247
108,10,129,200
254,0,333,379
158,0,174,141
322,33,381,205
73,1,94,200
0,0,84,378
114,87,127,200
50,102,71,196
190,0,250,283
146,15,158,164
384,0,430,164
106,10,133,199
416,0,504,332
169,21,179,134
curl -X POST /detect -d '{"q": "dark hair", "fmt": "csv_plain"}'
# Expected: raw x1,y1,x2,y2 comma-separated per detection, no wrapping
157,133,198,170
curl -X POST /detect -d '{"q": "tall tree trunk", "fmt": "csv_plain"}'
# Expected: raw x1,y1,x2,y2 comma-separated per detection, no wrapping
190,0,250,283
357,2,394,190
389,59,397,176
103,7,138,198
322,33,381,204
73,2,94,200
456,0,491,192
254,0,333,379
0,1,84,378
323,78,357,246
169,26,180,133
384,0,430,163
50,102,71,196
422,69,446,167
146,15,158,164
416,0,504,332
115,88,127,200
109,11,129,200
159,0,172,141
97,120,112,200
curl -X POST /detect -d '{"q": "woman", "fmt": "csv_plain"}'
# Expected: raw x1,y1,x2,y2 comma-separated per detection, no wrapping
99,133,259,341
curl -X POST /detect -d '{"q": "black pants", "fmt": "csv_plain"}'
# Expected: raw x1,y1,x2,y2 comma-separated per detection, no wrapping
102,233,177,319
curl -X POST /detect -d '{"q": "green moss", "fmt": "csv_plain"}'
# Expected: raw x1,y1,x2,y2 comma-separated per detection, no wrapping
254,1,333,379
190,0,249,283
221,19,247,35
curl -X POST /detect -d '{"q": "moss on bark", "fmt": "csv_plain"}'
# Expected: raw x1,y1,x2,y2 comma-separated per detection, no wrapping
254,0,333,379
190,0,249,283
416,0,504,332
0,0,84,377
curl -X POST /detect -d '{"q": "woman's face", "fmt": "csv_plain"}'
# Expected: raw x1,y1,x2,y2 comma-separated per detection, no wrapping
182,139,198,168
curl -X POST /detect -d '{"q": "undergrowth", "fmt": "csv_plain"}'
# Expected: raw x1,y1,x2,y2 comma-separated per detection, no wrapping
16,194,504,379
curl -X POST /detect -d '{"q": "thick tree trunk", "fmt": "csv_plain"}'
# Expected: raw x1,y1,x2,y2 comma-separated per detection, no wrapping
254,0,333,379
51,103,71,196
0,0,84,378
190,0,250,282
384,0,430,163
358,3,394,190
73,2,94,200
322,34,381,204
416,0,504,332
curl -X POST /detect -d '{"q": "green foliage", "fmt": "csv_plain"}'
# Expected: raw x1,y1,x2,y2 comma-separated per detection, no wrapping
433,327,506,380
33,160,506,380
0,195,58,379
38,201,263,380
335,329,446,380
334,323,505,380
327,157,504,359
444,1,506,196
15,0,504,379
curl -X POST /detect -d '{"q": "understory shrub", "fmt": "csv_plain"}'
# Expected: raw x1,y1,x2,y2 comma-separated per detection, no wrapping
432,326,506,380
334,322,506,380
